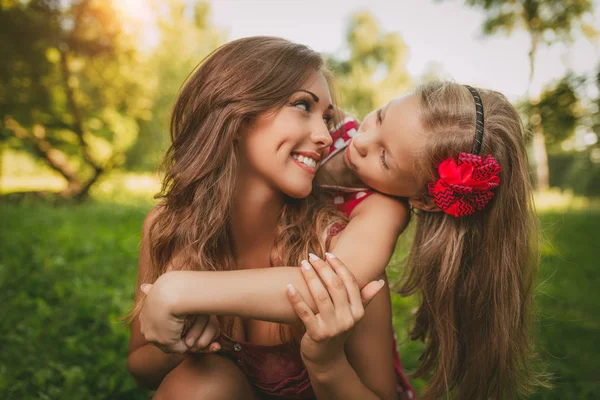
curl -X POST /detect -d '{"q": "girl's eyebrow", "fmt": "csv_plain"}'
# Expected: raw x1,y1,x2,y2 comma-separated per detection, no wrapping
381,102,390,121
295,89,334,110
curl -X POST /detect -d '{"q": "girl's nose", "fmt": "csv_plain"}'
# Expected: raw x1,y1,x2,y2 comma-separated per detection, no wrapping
352,132,370,157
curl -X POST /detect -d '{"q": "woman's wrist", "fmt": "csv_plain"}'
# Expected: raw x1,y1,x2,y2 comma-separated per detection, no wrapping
303,351,349,382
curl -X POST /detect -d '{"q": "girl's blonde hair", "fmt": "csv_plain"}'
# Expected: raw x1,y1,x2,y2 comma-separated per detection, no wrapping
400,81,543,399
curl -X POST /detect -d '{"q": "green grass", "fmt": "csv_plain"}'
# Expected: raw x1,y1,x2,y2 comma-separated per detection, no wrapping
1,196,598,399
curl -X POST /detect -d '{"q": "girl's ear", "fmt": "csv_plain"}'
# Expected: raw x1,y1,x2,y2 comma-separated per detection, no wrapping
408,196,442,213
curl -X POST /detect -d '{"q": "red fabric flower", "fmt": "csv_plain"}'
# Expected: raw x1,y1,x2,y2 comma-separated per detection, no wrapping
428,152,501,217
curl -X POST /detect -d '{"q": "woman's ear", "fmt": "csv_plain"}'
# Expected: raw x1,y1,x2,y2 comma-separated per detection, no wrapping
408,196,442,212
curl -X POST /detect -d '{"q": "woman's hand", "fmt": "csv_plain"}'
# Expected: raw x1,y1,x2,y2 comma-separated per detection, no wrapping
139,274,221,354
286,252,384,369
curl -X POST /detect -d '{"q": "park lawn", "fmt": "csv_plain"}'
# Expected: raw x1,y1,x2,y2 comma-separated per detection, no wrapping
0,200,598,399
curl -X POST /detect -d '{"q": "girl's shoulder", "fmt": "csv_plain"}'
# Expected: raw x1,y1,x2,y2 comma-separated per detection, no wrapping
349,193,411,231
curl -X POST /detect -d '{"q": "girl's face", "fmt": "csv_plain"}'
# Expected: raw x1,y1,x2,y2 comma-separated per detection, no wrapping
239,72,334,199
344,92,425,198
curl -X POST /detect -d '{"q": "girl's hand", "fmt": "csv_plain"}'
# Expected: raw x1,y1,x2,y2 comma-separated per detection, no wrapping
139,276,221,354
286,252,385,369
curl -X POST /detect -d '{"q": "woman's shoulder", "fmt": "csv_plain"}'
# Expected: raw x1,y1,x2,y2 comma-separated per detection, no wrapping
142,204,168,236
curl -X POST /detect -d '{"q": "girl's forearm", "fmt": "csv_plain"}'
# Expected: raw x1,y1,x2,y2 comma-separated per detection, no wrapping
126,344,185,389
168,267,319,325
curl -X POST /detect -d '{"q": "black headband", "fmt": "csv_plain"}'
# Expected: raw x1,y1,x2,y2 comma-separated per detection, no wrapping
464,85,484,155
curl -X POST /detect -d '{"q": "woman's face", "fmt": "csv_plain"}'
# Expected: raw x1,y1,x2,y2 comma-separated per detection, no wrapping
344,92,425,198
239,71,334,199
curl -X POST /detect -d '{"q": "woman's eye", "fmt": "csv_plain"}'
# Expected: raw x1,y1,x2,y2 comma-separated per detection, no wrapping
323,115,334,128
292,100,310,112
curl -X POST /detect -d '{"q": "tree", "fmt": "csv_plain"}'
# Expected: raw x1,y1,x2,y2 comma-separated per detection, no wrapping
0,0,155,199
529,72,583,148
326,11,411,119
453,0,596,190
125,0,225,170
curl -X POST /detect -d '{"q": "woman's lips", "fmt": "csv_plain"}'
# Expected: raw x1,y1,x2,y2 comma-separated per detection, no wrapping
291,156,317,175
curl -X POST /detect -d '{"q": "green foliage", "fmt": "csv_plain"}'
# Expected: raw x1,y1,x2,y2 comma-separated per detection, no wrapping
548,150,600,196
1,195,598,398
0,201,153,399
463,0,595,41
524,73,584,146
326,11,411,119
530,210,600,399
0,0,155,196
125,1,225,171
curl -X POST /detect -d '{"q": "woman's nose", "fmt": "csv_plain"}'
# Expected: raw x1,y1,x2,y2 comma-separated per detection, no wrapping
312,123,333,149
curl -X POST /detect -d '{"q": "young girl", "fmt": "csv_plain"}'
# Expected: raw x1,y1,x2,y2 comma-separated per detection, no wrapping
138,80,540,399
319,82,541,399
129,36,414,400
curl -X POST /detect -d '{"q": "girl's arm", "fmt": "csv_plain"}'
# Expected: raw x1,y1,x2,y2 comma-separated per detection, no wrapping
150,194,409,325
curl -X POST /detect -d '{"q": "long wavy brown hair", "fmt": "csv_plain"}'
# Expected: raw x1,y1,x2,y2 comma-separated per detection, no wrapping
129,37,346,331
399,81,544,399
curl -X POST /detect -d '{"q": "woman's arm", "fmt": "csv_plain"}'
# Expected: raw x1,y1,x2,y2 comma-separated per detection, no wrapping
307,276,401,399
151,194,409,324
127,208,186,389
285,255,399,399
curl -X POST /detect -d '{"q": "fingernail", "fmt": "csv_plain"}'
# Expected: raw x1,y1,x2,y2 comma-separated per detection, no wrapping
378,279,385,287
308,253,319,261
325,252,335,259
140,284,148,291
212,343,221,352
301,260,311,270
186,336,195,346
287,283,296,295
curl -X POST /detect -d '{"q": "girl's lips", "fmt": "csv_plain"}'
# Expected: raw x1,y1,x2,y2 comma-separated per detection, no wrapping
345,141,356,169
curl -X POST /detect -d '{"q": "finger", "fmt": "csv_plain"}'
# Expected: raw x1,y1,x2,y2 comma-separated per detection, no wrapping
308,253,351,315
155,340,188,354
325,252,364,319
300,259,335,320
183,315,210,348
140,283,153,294
192,317,221,352
360,279,386,308
286,283,319,336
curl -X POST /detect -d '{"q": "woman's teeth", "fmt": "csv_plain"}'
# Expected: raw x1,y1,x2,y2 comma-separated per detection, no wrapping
292,153,317,168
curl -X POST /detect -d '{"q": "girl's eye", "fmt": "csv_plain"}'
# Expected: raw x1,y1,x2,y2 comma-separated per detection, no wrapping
376,108,383,125
292,100,310,112
380,148,389,169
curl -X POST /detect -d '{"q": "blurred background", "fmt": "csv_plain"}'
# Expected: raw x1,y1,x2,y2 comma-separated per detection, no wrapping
0,0,598,398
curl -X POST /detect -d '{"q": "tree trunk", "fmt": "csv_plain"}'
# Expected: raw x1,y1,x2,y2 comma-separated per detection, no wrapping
3,118,102,201
527,33,550,191
532,124,549,191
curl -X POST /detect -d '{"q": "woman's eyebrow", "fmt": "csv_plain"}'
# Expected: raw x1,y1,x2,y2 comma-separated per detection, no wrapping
297,89,319,102
295,89,334,110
